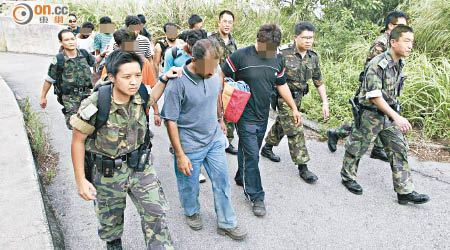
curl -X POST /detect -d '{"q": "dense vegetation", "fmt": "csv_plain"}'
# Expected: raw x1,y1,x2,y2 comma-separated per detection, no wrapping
55,0,449,141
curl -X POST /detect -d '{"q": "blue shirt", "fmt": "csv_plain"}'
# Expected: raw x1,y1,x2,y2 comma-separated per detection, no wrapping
161,60,222,153
163,44,192,73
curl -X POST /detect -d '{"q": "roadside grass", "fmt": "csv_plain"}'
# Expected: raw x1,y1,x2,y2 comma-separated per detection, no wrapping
19,98,59,185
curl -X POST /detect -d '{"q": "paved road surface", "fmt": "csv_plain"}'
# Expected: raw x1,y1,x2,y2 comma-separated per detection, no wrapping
1,52,449,250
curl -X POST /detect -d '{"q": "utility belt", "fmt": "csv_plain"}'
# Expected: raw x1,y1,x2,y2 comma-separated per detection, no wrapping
85,146,149,179
61,85,92,96
360,102,401,121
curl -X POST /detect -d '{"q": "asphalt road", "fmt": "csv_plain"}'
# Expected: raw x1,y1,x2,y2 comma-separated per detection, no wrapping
1,52,449,250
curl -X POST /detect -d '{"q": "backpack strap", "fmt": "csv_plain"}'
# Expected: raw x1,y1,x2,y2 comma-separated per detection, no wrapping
171,46,178,59
79,48,95,66
138,83,149,123
54,53,65,105
91,84,112,138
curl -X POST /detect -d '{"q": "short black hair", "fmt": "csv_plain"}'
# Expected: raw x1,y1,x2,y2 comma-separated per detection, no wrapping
257,24,282,46
192,39,221,60
68,13,77,19
125,15,141,27
389,24,414,45
219,10,234,21
385,11,408,31
81,21,95,30
163,22,177,33
114,28,137,47
188,14,203,29
294,21,316,35
99,16,112,24
106,50,143,77
58,29,74,41
137,14,146,24
186,29,208,46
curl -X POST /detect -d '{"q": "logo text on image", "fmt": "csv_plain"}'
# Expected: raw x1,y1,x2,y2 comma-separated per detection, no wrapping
11,2,69,25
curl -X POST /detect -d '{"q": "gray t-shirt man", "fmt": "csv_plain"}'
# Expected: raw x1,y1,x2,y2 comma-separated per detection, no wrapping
161,59,222,153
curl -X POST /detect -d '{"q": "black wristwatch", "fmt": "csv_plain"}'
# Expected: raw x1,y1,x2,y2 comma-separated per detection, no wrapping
159,76,169,84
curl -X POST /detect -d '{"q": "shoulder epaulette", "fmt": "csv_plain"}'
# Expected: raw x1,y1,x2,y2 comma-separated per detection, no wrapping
278,43,291,50
378,58,389,69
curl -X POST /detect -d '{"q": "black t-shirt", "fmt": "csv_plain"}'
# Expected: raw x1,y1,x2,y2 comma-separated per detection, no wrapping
222,45,286,123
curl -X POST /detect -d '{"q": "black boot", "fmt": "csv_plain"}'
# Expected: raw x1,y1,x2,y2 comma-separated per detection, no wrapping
370,146,389,162
398,191,430,205
260,144,280,162
342,180,363,195
106,239,122,250
225,143,238,155
298,164,318,184
327,129,338,153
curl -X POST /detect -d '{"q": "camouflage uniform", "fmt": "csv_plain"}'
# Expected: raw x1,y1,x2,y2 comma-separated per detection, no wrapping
265,43,324,164
208,31,238,142
45,49,95,129
333,32,390,149
70,89,173,249
341,50,414,195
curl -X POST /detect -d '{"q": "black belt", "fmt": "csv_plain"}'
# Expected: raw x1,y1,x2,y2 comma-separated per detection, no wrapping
63,86,91,95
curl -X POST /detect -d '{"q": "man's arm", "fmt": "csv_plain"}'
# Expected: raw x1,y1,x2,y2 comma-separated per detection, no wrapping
71,128,96,200
165,120,193,176
317,84,329,119
40,80,52,108
152,103,161,126
370,97,412,133
217,92,226,134
153,43,162,76
277,84,301,126
150,66,183,103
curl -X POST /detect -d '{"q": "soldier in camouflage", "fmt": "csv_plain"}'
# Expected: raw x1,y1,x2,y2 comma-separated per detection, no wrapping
70,50,179,249
208,10,239,155
340,25,429,205
327,11,408,162
40,29,100,129
261,22,329,184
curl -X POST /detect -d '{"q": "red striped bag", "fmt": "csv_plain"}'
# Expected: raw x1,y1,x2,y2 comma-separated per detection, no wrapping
222,78,251,123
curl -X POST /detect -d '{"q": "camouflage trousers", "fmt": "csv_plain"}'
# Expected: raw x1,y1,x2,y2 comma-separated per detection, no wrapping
265,96,309,165
62,94,84,130
225,120,235,143
92,160,173,249
341,109,414,194
334,122,384,148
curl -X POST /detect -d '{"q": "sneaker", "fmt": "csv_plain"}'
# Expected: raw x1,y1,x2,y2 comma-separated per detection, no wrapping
217,225,247,240
199,173,206,183
252,200,266,217
185,213,203,230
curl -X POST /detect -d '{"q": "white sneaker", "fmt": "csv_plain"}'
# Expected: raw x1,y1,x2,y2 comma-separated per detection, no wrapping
199,173,206,183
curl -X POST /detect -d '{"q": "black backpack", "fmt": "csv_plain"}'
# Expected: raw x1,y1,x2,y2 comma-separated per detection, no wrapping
91,82,150,141
54,49,94,105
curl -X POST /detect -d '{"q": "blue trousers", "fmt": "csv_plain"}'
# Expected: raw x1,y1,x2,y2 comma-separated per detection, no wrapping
174,136,237,228
235,119,268,201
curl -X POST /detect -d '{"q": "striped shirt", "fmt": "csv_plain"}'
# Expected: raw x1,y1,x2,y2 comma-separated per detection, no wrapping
106,34,153,58
94,33,113,52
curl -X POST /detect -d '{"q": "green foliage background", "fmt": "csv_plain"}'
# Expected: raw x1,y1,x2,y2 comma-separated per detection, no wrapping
54,0,450,141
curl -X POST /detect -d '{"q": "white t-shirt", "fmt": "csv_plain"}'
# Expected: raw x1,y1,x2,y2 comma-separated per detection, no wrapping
77,35,94,54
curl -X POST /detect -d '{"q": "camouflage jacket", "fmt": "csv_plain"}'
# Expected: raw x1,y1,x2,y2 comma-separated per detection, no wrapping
364,31,389,68
208,31,237,65
70,87,154,158
45,49,95,93
359,50,405,109
279,43,323,92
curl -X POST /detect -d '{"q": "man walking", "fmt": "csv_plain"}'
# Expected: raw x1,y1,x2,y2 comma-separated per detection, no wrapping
161,39,247,240
261,21,329,184
327,11,408,162
340,25,429,205
40,29,99,129
221,24,301,216
208,10,239,155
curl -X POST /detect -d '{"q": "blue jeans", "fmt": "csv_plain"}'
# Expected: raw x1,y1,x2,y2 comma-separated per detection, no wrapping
235,119,268,201
174,135,237,229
